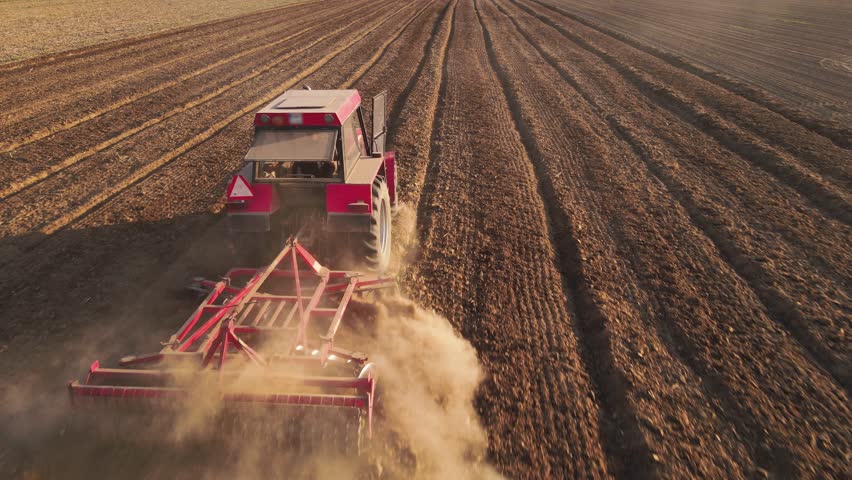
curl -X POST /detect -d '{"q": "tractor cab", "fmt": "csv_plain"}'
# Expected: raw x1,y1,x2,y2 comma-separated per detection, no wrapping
246,89,383,182
227,89,397,271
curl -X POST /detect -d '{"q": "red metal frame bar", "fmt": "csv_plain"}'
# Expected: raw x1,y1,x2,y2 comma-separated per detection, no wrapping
69,238,393,438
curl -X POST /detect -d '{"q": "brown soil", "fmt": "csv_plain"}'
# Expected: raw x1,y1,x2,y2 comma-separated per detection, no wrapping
0,0,849,478
536,0,852,130
0,0,308,64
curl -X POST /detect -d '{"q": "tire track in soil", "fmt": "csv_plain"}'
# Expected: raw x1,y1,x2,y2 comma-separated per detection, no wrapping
0,0,375,154
532,0,852,150
490,0,851,476
410,0,611,477
0,0,418,261
0,2,447,476
479,0,760,477
0,0,389,200
513,0,851,226
509,0,851,390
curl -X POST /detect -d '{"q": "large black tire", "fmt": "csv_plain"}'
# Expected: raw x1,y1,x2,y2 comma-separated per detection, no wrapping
357,178,392,272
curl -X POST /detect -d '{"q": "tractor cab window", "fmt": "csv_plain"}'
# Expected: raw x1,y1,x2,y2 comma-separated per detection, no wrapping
247,129,341,181
341,115,367,179
342,117,366,158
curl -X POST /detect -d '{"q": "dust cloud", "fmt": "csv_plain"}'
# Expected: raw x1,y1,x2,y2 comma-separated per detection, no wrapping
2,203,501,479
364,294,502,479
364,202,500,478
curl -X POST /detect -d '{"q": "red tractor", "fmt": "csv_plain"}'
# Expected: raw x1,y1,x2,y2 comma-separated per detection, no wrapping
226,88,396,271
67,89,400,456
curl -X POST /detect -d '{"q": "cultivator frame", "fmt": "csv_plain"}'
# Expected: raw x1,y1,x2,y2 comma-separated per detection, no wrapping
68,238,394,439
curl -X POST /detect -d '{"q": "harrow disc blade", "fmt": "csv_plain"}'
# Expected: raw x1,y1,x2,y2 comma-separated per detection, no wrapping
68,396,371,457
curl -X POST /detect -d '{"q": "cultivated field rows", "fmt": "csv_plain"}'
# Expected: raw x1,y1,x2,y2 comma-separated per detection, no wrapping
0,0,307,64
0,0,848,477
542,0,852,124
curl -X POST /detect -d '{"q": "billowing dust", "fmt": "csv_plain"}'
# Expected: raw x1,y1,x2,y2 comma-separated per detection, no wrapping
160,292,500,479
362,295,502,480
2,203,500,479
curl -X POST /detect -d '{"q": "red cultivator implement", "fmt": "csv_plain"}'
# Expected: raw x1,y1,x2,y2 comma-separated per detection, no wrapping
68,238,394,451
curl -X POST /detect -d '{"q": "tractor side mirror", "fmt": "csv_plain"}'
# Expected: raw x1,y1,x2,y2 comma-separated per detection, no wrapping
371,91,387,155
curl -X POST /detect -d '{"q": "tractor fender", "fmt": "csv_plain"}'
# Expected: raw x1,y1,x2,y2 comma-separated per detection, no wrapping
226,169,280,232
326,183,372,233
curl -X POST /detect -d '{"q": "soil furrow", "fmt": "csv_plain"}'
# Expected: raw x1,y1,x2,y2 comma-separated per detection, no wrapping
513,0,851,226
0,0,376,153
0,8,316,123
410,0,610,477
507,0,851,388
476,2,652,475
0,0,416,260
357,0,455,207
487,0,852,476
550,1,851,97
530,2,852,189
480,0,764,477
0,0,318,76
385,0,455,209
533,0,852,149
0,0,404,200
0,1,322,99
341,0,437,90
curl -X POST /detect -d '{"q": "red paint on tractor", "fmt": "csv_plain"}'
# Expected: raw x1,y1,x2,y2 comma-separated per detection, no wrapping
326,183,373,214
231,183,279,213
253,90,362,127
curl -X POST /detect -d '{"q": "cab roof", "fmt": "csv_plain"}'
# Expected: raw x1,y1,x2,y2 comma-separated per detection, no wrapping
254,89,362,128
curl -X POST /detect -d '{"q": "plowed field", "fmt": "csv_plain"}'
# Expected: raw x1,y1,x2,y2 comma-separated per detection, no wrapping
537,0,852,127
0,0,849,478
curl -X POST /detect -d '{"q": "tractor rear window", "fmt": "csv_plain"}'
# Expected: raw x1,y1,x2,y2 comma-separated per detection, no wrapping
244,129,336,162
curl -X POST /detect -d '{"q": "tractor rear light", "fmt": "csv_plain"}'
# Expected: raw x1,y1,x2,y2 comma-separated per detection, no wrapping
259,114,270,124
347,201,370,213
271,115,285,127
324,114,334,124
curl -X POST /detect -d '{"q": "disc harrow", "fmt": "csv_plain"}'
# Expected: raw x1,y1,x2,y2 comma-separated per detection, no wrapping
68,238,394,451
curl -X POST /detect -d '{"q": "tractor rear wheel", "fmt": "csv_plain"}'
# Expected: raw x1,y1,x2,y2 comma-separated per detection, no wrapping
357,177,392,272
